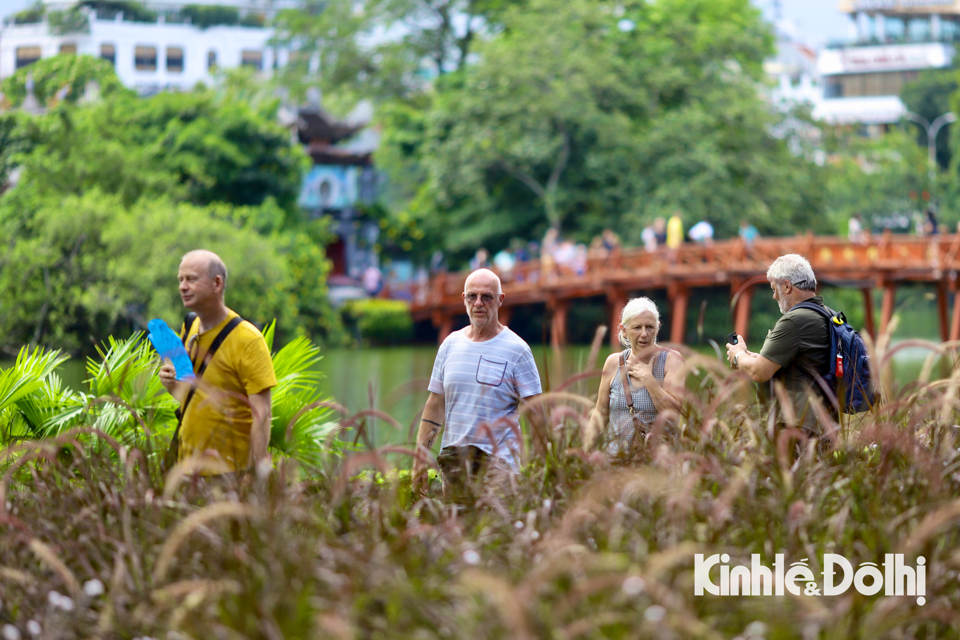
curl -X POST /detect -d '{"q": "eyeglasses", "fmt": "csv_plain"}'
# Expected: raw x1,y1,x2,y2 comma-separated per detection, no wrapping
465,293,496,305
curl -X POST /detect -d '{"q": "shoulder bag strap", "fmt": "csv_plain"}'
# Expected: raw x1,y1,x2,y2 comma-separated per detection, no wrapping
170,315,245,450
618,352,636,415
179,316,244,414
180,312,198,346
619,353,647,452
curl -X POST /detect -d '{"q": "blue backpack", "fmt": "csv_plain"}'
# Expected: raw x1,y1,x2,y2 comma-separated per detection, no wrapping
793,301,877,414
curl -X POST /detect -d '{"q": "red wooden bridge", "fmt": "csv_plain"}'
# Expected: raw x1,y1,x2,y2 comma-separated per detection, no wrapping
390,232,960,346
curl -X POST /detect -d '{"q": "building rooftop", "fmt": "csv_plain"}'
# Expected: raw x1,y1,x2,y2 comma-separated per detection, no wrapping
838,0,960,17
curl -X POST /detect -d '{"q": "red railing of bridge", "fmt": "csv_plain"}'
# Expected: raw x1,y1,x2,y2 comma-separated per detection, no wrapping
382,231,960,344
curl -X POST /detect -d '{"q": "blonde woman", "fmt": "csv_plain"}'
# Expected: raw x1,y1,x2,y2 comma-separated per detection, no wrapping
587,297,684,452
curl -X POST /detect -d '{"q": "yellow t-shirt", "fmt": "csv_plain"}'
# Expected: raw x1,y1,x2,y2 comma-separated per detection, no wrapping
666,215,684,249
179,309,277,473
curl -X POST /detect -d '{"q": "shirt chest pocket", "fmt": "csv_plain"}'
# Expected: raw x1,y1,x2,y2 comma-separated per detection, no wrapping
476,356,508,387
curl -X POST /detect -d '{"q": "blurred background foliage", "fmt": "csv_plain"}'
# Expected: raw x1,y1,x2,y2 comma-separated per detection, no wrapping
0,58,343,355
2,0,960,353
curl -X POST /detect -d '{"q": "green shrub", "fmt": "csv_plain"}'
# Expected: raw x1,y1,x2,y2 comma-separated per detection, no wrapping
48,7,90,34
239,12,265,27
181,4,239,28
12,2,44,24
342,298,413,344
79,0,157,23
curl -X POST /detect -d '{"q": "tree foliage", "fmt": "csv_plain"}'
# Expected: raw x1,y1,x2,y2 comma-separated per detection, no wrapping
381,0,827,260
270,0,517,105
0,56,343,355
902,68,957,170
0,54,131,107
824,129,932,234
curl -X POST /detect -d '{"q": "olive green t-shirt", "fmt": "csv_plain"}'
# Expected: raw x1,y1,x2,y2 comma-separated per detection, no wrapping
758,296,835,433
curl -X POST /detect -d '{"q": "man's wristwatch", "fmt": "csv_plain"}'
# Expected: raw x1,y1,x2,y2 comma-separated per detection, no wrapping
733,351,742,369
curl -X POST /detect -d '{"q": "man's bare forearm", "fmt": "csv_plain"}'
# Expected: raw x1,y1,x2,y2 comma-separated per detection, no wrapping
416,392,445,453
417,418,442,449
248,390,272,469
249,414,270,466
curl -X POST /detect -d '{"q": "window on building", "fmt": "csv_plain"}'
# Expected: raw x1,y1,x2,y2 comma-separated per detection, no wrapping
836,70,919,98
15,46,42,69
241,50,262,70
884,16,905,42
824,80,843,99
942,18,960,41
166,47,184,73
906,18,931,43
59,43,77,54
207,50,217,70
135,46,157,71
100,44,116,66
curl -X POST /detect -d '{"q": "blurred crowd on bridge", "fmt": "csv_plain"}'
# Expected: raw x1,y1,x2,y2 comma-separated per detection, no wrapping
454,213,766,284
372,206,958,306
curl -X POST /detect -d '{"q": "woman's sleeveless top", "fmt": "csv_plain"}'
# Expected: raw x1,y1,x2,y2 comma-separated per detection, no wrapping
607,348,668,450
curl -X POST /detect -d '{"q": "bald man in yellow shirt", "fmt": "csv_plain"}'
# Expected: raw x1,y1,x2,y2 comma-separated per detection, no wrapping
159,250,277,475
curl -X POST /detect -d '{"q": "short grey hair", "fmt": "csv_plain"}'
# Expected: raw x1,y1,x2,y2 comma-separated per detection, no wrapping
618,297,660,348
767,254,816,291
182,249,228,287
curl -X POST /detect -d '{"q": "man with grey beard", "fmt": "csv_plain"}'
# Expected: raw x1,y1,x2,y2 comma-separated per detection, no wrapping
725,254,836,439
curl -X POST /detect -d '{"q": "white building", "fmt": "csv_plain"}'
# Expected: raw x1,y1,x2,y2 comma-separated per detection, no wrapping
767,37,823,111
0,0,296,94
814,0,960,127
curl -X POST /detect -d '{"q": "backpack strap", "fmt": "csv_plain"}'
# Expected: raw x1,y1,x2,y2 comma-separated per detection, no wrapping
790,300,841,397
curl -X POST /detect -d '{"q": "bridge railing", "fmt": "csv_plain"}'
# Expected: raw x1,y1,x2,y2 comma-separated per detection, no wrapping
384,232,960,316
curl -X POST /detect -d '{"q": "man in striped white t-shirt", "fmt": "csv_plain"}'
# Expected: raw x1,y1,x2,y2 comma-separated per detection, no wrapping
413,269,543,498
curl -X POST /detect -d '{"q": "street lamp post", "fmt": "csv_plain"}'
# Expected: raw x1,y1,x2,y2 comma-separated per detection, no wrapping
905,111,957,183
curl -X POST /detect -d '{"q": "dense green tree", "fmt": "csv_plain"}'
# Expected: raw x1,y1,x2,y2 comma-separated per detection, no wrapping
0,54,131,107
4,63,307,213
901,68,957,170
0,57,343,354
390,0,826,259
0,192,297,354
270,0,518,105
823,129,932,234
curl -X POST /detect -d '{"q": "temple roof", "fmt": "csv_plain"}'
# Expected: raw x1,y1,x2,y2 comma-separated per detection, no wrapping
297,107,366,145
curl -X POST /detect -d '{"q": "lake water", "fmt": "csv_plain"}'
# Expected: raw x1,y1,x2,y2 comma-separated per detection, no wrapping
1,341,948,448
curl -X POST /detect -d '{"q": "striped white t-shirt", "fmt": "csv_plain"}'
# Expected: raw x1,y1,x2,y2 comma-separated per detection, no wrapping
428,328,542,469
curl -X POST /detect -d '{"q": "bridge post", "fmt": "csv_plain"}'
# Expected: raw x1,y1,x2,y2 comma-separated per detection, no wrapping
732,282,754,342
669,284,689,344
607,288,628,348
880,281,896,336
938,280,950,343
548,298,569,349
432,311,453,344
861,288,876,341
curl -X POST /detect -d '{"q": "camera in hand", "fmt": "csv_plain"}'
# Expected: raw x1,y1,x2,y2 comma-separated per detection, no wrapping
726,331,738,345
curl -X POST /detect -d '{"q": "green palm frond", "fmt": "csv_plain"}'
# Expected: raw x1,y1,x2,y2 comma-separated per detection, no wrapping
0,346,68,412
0,346,73,443
266,327,338,468
3,324,340,467
47,333,179,449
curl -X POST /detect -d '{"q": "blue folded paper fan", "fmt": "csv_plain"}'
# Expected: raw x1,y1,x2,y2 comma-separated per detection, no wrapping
148,319,196,381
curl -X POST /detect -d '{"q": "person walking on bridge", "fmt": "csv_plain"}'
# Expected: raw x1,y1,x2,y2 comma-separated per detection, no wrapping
413,269,545,500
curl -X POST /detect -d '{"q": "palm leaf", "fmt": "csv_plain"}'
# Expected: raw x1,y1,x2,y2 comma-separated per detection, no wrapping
265,327,336,468
0,346,73,443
